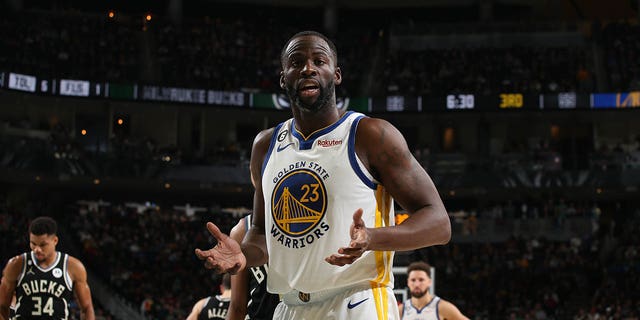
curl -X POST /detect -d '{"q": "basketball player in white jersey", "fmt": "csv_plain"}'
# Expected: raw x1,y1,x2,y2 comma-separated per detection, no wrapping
399,262,468,320
0,216,95,320
196,30,451,320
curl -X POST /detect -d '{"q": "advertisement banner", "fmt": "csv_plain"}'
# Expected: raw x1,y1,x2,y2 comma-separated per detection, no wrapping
60,79,90,97
206,90,245,106
592,92,640,108
107,83,136,100
541,92,590,109
371,95,421,112
141,86,207,104
8,72,36,92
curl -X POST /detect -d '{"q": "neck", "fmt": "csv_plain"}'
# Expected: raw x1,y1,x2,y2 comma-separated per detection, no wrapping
411,292,434,309
292,105,340,137
35,252,57,268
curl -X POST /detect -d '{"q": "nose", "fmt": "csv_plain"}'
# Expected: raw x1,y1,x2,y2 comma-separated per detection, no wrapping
300,60,317,77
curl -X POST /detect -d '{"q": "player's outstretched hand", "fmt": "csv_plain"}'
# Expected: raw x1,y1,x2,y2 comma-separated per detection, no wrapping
325,208,371,266
195,222,246,274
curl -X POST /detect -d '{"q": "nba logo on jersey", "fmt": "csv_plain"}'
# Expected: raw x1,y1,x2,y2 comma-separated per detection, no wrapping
52,268,63,278
271,168,327,236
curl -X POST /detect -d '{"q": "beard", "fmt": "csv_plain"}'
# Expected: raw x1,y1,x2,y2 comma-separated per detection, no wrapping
410,288,429,299
286,80,335,113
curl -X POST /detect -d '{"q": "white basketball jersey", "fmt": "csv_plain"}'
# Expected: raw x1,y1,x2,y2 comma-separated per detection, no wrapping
261,111,395,294
402,297,441,320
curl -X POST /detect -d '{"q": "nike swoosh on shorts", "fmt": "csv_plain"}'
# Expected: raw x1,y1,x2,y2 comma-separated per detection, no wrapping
347,298,369,309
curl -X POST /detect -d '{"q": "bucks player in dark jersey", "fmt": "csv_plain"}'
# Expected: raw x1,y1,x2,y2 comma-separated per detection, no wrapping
187,274,232,320
226,215,279,320
0,216,95,320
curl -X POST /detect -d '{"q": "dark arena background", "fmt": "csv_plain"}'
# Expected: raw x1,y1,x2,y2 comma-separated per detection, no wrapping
1,0,639,319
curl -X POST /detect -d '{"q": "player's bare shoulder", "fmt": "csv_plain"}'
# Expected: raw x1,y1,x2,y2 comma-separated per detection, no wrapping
250,128,276,165
438,298,470,320
66,256,88,281
229,217,248,243
2,255,25,279
354,116,413,174
252,127,276,152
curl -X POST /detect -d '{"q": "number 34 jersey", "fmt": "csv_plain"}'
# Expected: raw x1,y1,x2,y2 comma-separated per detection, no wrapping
262,111,396,294
15,251,73,319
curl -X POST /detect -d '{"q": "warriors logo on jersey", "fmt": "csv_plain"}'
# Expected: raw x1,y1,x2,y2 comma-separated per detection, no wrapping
271,168,327,237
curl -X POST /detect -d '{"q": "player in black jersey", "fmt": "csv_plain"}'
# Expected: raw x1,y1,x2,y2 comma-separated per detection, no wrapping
0,216,95,320
187,273,232,320
225,215,279,320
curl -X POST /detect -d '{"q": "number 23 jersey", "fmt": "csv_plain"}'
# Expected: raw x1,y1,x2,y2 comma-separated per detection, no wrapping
262,111,395,294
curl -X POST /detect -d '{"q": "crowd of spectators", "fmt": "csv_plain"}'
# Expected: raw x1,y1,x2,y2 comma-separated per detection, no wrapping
378,45,592,96
600,21,640,92
68,201,237,320
1,187,637,319
0,9,139,82
411,201,638,319
3,6,637,97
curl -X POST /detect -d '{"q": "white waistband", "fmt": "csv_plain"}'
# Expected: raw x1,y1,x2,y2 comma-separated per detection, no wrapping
280,283,372,306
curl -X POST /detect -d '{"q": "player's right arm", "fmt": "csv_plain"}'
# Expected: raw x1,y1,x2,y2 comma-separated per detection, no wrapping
194,128,273,274
225,219,249,320
0,255,23,320
186,298,207,320
241,128,274,268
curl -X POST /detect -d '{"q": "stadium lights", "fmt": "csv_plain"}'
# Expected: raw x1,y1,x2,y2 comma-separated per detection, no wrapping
108,10,115,19
145,14,152,21
117,118,124,125
81,129,87,136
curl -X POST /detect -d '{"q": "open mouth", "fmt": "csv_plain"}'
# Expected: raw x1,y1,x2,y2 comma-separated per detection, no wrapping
298,83,320,97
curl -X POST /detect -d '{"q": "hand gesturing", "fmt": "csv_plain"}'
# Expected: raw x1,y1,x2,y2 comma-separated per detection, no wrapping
325,208,371,266
195,222,246,274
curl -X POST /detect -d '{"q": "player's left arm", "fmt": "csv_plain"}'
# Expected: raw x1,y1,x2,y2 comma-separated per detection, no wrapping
68,257,95,320
326,118,450,267
361,118,450,250
438,299,469,320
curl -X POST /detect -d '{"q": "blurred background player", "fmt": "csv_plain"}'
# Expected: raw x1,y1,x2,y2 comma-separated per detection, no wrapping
225,215,279,320
399,261,468,320
186,273,232,320
0,216,95,320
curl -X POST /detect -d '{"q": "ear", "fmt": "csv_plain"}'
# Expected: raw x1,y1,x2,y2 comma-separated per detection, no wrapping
334,67,342,86
279,71,286,89
53,235,59,246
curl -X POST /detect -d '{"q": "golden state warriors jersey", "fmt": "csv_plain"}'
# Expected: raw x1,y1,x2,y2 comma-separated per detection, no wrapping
401,297,441,320
262,111,395,294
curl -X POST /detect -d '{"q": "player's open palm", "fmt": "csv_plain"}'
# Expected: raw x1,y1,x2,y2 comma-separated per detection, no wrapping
325,208,371,266
195,222,246,274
